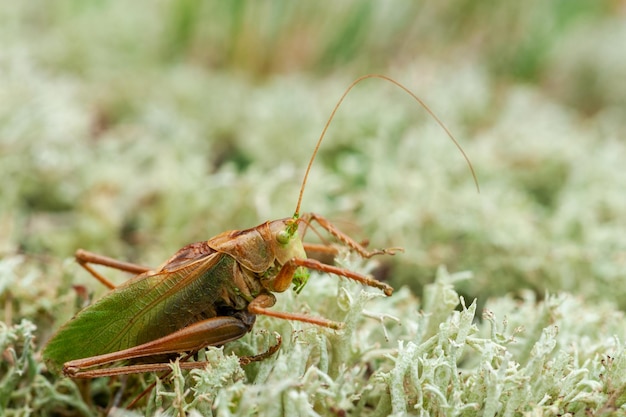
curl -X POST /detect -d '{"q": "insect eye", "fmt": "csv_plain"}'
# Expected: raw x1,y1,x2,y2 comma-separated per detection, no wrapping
277,230,290,245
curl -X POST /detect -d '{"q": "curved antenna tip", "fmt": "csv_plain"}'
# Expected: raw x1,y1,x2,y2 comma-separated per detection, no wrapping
294,74,480,216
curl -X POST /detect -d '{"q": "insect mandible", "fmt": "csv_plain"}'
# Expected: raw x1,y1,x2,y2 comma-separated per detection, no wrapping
42,74,478,379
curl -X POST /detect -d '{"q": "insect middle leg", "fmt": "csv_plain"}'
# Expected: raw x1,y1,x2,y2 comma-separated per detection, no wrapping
249,255,394,330
74,249,153,289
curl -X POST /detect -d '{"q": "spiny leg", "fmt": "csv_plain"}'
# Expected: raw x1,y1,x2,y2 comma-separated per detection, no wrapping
75,249,153,289
248,293,344,330
294,257,393,296
250,255,393,331
303,238,374,255
127,333,282,408
300,213,403,258
64,316,254,377
268,255,393,298
68,330,282,378
303,243,339,256
237,332,283,365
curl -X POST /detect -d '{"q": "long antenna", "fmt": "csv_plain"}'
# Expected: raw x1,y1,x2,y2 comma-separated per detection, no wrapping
293,74,480,217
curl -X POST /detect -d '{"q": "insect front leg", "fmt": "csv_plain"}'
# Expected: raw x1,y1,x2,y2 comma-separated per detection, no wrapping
75,249,153,289
250,255,393,330
300,213,404,259
294,257,393,296
268,255,393,297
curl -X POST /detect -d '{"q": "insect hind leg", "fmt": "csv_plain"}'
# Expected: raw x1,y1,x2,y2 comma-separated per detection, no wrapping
75,249,153,289
238,332,282,365
127,332,282,409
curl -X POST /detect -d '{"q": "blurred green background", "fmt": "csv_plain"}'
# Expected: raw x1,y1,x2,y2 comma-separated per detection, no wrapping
3,0,626,319
1,0,626,411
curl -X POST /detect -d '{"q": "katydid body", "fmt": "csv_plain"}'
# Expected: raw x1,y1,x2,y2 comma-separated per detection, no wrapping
43,215,395,377
43,74,478,379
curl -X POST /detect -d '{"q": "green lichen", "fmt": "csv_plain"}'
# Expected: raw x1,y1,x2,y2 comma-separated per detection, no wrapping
2,1,626,415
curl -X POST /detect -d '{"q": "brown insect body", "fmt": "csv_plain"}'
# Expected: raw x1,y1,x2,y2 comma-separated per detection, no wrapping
45,214,393,379
43,74,477,381
44,218,303,375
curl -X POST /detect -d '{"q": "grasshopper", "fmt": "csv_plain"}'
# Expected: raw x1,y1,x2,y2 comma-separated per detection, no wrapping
42,74,478,380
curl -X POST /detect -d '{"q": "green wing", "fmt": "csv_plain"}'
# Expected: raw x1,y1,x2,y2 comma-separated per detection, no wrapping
43,252,235,373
